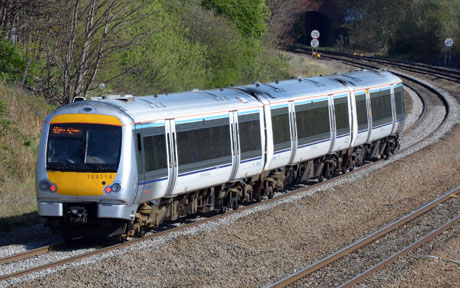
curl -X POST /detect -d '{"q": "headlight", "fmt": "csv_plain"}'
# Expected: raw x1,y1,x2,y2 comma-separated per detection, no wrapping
104,182,121,193
39,179,57,193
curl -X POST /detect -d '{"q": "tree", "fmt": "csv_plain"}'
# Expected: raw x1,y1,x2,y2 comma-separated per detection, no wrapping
201,0,270,39
26,0,147,104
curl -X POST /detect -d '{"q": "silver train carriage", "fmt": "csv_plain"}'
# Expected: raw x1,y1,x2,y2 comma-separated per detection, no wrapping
36,69,404,239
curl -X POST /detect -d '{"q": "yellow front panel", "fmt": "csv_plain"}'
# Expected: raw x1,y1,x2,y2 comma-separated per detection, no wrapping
50,114,121,126
47,171,116,196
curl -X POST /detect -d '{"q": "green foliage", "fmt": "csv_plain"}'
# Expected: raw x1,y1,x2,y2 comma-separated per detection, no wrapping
335,0,458,64
201,0,270,39
109,1,208,94
0,39,26,83
388,0,443,60
108,0,287,94
180,2,247,87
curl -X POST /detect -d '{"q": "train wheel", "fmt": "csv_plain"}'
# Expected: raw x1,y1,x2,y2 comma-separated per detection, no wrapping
267,185,274,199
322,162,335,180
119,235,127,243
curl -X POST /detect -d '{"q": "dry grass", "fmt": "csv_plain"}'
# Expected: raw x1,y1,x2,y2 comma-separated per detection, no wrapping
0,83,51,229
281,50,351,78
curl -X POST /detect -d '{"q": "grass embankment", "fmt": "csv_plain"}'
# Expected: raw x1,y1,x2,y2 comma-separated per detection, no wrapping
0,84,51,231
281,51,350,77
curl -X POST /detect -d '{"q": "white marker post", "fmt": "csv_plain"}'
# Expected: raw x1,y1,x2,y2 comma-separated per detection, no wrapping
311,30,320,57
445,38,454,66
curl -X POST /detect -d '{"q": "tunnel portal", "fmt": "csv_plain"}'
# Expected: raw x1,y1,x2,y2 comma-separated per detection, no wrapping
294,11,331,47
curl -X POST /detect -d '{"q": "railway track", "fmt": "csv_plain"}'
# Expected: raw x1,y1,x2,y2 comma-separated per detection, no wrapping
258,49,460,287
289,47,460,83
267,185,460,287
0,242,67,266
1,53,457,286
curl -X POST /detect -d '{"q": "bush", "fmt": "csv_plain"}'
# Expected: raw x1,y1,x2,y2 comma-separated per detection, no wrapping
0,39,27,83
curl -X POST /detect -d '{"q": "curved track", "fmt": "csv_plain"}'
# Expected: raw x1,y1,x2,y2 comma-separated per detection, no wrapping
262,49,460,287
267,186,460,287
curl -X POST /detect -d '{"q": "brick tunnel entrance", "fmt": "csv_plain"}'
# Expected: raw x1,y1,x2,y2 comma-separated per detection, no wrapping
294,11,331,47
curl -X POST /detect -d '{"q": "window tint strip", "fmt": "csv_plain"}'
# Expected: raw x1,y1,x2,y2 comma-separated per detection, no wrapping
295,100,330,145
176,118,232,173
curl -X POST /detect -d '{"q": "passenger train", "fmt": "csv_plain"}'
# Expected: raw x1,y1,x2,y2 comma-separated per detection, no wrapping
36,69,404,240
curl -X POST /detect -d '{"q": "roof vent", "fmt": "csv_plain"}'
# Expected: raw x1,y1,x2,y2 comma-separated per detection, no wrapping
73,96,86,102
342,74,362,82
201,91,229,101
80,106,94,113
102,94,135,103
304,79,326,87
236,97,249,103
150,102,166,109
191,88,200,93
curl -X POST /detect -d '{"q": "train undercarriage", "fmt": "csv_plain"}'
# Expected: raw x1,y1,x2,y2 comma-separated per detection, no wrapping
46,135,399,242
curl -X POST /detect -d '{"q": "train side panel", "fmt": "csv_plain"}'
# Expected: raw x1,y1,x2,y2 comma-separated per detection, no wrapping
169,113,233,196
368,86,394,142
291,95,332,163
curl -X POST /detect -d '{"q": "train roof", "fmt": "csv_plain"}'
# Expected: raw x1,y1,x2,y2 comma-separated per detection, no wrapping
48,69,402,125
241,69,402,104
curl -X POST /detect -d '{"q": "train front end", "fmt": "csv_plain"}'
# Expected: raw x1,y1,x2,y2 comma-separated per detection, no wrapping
36,102,138,238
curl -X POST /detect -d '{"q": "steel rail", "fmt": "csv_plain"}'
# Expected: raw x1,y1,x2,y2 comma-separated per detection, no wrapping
0,242,67,266
338,214,460,288
266,185,460,288
289,47,460,82
316,50,460,83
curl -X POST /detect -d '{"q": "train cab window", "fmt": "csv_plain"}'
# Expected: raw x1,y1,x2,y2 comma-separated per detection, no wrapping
47,123,121,172
355,93,368,131
334,96,350,136
370,89,392,127
176,117,232,173
295,100,330,146
143,126,167,178
394,86,405,121
238,113,262,160
271,107,291,151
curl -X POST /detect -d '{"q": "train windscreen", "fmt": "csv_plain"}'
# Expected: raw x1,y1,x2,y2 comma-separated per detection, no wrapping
46,123,121,172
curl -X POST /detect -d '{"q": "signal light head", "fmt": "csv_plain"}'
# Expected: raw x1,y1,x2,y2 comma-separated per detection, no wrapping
104,186,112,193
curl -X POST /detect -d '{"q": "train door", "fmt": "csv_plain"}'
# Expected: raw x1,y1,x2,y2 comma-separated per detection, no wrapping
136,122,170,202
365,89,372,143
134,124,145,203
328,94,336,153
288,101,297,164
165,119,178,196
229,111,240,180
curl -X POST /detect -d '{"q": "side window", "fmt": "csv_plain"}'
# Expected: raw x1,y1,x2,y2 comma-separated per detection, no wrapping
176,117,232,173
271,107,291,151
355,93,368,131
334,96,350,136
296,100,330,146
370,89,392,127
143,126,168,179
394,86,405,121
238,113,262,160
